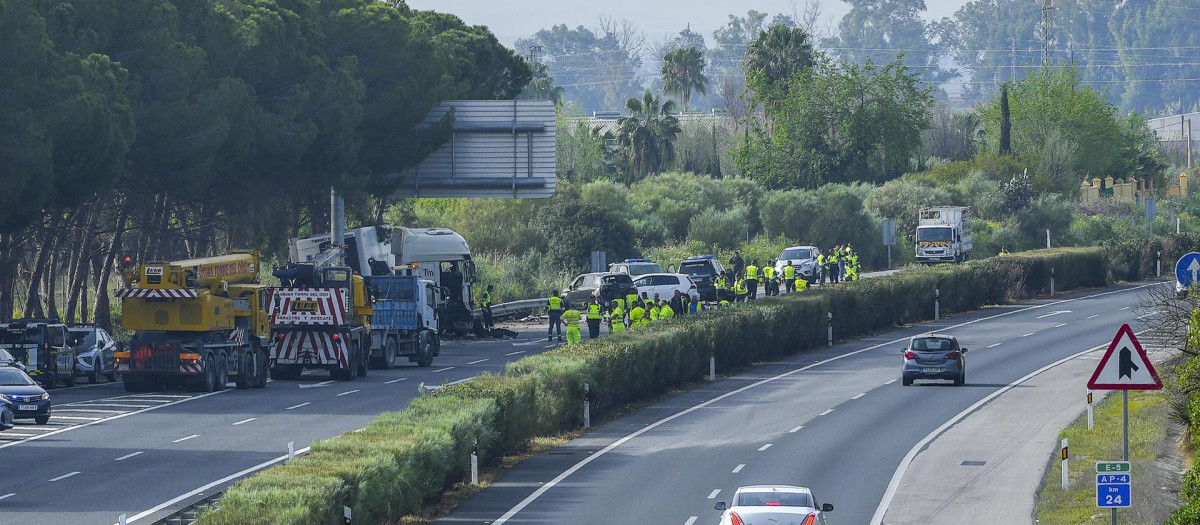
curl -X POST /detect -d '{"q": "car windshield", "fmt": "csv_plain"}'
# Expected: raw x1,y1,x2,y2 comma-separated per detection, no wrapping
0,368,34,386
780,248,812,260
735,491,813,507
917,227,953,242
678,262,712,276
912,337,954,351
68,330,98,347
626,263,663,275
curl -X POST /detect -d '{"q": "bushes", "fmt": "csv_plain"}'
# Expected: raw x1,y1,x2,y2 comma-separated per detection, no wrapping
200,248,1111,525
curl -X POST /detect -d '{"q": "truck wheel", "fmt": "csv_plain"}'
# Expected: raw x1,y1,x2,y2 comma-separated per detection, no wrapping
416,332,434,367
379,337,397,370
195,356,217,392
62,367,75,388
356,343,368,378
235,351,254,390
253,351,268,388
213,354,228,391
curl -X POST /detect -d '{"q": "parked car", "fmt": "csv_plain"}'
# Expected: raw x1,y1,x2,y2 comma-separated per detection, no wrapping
608,259,664,277
0,348,25,371
0,397,13,431
0,367,51,424
715,485,833,525
632,273,701,304
0,320,74,387
67,326,118,384
561,273,637,310
774,245,822,284
901,333,968,386
677,255,730,301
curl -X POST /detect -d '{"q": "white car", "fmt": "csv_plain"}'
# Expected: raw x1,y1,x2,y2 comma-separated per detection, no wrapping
631,273,700,304
775,246,822,284
715,485,833,525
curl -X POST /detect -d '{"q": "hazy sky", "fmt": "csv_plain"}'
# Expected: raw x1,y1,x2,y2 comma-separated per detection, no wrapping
404,0,971,48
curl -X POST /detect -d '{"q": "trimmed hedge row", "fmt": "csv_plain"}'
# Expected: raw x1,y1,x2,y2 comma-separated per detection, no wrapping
199,248,1109,525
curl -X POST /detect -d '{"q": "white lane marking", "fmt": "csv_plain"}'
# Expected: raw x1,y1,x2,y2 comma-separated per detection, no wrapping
447,377,473,386
1135,312,1158,319
487,283,1164,525
757,444,773,451
0,493,14,501
788,425,804,433
49,471,80,482
467,359,489,365
53,408,127,414
121,446,312,524
432,367,455,373
707,489,721,499
868,336,1130,525
505,351,526,356
511,340,545,347
336,389,360,397
1022,332,1036,337
543,344,557,349
61,403,159,409
732,464,746,474
232,418,257,426
1035,310,1072,319
851,393,866,400
0,433,37,438
172,434,199,443
685,517,698,525
126,394,190,399
285,402,310,410
884,379,897,385
115,451,143,461
1120,306,1131,310
51,415,102,421
819,409,834,416
298,380,334,389
1086,314,1100,319
1054,323,1068,328
385,378,408,384
986,343,1002,348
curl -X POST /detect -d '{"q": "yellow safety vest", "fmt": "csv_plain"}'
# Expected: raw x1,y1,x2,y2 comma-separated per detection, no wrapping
745,265,758,279
783,265,795,280
587,304,602,320
735,280,747,294
648,306,659,321
630,307,644,325
548,296,562,310
660,304,674,318
481,291,492,307
562,309,581,324
627,293,639,307
763,266,775,279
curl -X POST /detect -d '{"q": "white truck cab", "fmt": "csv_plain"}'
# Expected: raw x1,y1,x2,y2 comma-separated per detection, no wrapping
915,207,973,264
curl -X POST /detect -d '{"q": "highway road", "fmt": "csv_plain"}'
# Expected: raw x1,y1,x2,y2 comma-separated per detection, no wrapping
0,323,567,525
437,282,1163,525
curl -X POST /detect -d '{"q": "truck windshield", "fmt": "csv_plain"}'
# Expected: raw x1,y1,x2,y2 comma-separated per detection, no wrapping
917,228,953,242
0,329,41,345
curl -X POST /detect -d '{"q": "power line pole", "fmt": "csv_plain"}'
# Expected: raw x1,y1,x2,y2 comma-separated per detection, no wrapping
1010,37,1016,83
1040,0,1056,66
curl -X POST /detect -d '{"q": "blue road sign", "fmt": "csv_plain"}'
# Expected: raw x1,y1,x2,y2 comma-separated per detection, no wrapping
1097,474,1130,484
1097,482,1131,508
1176,252,1200,289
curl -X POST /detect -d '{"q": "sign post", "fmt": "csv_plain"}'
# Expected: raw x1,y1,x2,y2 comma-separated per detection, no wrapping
882,220,896,270
1087,324,1162,525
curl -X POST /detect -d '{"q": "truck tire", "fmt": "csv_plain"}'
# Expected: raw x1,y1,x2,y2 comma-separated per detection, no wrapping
378,337,397,370
213,354,228,391
235,351,254,390
253,351,268,388
416,332,434,367
62,366,75,388
356,342,368,378
193,356,217,392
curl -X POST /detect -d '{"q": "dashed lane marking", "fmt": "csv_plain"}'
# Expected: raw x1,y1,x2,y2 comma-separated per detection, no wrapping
172,435,199,443
385,378,408,384
232,418,256,426
684,517,698,525
505,351,526,356
432,367,455,373
115,451,143,461
789,425,804,433
49,471,80,482
467,359,489,365
707,489,721,499
731,464,745,474
758,444,773,451
0,493,14,501
819,409,834,416
285,402,310,410
336,390,359,397
851,393,866,400
987,343,1002,348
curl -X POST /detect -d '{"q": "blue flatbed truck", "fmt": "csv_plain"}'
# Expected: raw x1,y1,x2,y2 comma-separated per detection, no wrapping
367,275,441,368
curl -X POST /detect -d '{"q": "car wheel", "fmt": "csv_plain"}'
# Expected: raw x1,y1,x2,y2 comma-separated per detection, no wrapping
0,408,13,431
955,370,966,386
35,413,50,425
89,363,101,384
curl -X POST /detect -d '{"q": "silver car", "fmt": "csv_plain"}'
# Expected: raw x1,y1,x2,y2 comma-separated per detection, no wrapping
68,327,118,384
901,334,968,386
715,485,833,525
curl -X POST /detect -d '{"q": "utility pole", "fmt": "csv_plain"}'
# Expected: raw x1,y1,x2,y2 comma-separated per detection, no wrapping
1039,0,1056,66
1010,37,1016,83
1189,118,1194,168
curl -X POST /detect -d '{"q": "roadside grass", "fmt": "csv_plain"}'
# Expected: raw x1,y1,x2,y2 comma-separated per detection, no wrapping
1035,387,1172,525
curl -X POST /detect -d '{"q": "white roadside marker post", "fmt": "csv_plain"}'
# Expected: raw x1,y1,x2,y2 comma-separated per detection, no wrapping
583,383,590,429
287,440,295,462
470,438,479,486
1061,438,1069,490
709,355,716,382
1087,390,1093,430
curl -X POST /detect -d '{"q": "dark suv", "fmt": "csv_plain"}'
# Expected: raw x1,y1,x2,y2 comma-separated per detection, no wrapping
561,273,637,310
0,320,75,387
678,255,730,301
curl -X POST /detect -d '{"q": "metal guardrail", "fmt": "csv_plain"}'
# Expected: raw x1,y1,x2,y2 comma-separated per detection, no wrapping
472,298,546,321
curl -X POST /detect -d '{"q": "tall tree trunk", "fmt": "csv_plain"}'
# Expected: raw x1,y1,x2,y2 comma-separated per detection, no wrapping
0,233,18,320
95,205,129,331
24,215,61,319
67,198,102,322
43,209,80,321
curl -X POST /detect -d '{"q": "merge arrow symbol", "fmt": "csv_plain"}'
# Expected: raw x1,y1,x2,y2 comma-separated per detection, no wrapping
1189,258,1200,283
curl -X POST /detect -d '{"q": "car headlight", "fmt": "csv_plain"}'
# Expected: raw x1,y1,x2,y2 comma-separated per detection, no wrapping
40,392,49,400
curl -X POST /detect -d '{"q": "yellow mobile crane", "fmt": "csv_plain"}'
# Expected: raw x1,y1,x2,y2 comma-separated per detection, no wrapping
114,251,271,392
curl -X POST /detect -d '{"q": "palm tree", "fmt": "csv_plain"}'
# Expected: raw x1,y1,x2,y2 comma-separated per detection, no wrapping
743,24,815,102
612,90,682,186
660,47,709,112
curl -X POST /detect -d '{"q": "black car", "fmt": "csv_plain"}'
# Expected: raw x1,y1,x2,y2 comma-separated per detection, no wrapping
0,368,51,424
561,273,637,310
678,255,731,302
0,320,75,387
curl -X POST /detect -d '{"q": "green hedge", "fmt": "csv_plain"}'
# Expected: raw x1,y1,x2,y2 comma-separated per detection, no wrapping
199,247,1112,525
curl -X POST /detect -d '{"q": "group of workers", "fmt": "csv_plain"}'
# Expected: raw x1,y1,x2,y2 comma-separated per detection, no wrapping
547,289,706,344
816,245,861,284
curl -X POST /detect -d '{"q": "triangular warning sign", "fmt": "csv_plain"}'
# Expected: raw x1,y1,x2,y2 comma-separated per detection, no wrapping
1087,323,1162,390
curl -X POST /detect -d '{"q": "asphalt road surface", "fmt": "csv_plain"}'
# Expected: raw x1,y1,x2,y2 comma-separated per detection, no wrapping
0,324,568,525
437,282,1162,525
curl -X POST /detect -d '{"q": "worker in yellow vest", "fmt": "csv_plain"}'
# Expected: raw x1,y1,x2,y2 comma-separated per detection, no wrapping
734,278,747,303
586,298,603,339
783,263,796,293
648,300,660,322
562,307,582,345
547,295,564,342
796,276,808,291
744,261,759,300
629,301,645,328
762,263,777,296
659,299,675,319
609,299,624,333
